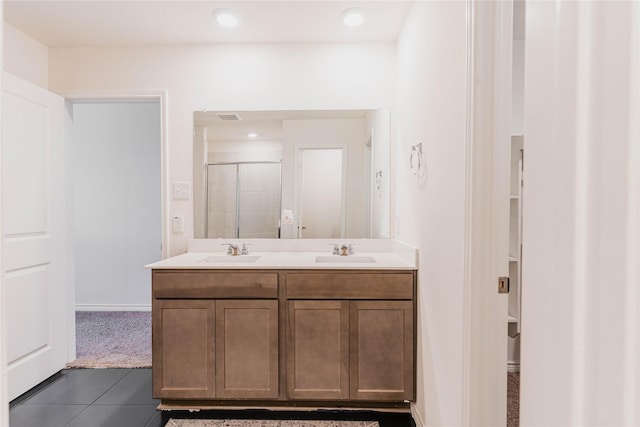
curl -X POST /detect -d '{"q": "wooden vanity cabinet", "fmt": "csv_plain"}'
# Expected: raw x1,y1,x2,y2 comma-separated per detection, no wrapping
152,268,416,406
153,299,216,399
287,300,350,400
285,271,416,402
215,299,279,399
349,300,414,401
152,270,279,400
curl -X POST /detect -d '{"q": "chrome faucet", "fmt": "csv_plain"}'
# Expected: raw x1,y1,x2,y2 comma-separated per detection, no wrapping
330,243,355,256
221,242,251,256
222,243,240,256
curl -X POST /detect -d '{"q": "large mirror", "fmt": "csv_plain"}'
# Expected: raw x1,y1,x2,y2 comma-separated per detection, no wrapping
193,109,390,239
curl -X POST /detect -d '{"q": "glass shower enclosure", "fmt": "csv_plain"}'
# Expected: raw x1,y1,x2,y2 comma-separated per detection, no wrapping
206,162,282,239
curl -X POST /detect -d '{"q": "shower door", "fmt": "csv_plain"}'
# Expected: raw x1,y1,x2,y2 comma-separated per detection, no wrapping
206,162,281,239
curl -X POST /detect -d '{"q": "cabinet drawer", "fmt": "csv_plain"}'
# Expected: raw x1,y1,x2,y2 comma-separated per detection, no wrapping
153,270,278,299
286,271,414,300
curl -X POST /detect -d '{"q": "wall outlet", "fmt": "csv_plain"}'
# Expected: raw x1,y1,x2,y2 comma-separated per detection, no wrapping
172,216,184,233
173,182,190,200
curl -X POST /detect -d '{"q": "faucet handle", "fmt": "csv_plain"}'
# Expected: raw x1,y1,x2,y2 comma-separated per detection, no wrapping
347,243,357,255
241,242,252,255
329,243,340,255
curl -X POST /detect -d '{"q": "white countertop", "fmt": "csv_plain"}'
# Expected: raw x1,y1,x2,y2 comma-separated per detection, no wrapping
146,239,418,270
146,251,415,270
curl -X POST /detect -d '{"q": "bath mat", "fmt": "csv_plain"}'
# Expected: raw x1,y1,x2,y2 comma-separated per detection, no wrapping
165,420,379,427
66,311,151,368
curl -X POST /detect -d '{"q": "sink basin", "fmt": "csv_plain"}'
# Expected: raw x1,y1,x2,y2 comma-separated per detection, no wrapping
200,255,261,263
315,256,376,264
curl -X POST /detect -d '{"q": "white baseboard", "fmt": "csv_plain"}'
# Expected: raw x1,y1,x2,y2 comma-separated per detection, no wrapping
75,304,151,312
410,403,425,427
507,362,520,373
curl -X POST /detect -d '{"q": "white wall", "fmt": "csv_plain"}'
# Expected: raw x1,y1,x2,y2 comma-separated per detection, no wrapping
522,1,640,425
281,118,368,239
367,109,391,238
394,2,467,425
49,43,396,255
0,14,7,427
193,125,207,239
72,102,161,310
2,23,48,88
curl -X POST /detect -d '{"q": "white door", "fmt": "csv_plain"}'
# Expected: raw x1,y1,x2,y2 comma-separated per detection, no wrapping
297,148,344,239
2,73,71,400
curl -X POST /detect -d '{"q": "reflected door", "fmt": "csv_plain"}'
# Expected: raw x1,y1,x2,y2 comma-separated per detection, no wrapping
298,148,344,238
206,162,281,238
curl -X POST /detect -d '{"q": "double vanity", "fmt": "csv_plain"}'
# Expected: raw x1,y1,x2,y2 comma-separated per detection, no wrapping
146,239,418,411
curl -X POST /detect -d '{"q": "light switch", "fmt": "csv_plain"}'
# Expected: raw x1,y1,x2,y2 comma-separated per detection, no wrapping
172,216,184,233
281,210,293,225
173,182,190,200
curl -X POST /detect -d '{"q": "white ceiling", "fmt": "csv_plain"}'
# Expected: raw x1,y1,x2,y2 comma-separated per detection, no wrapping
4,1,413,47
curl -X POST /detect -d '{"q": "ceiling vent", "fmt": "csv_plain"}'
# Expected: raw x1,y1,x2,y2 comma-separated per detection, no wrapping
216,113,241,121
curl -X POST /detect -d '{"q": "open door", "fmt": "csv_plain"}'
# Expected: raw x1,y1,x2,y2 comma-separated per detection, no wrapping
2,73,72,400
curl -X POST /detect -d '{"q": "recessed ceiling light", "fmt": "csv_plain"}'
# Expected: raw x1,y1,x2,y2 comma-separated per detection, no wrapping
247,132,258,138
342,8,365,27
213,8,239,28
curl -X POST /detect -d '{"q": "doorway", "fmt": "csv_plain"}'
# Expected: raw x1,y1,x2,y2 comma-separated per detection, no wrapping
68,100,162,368
71,101,162,310
296,147,345,239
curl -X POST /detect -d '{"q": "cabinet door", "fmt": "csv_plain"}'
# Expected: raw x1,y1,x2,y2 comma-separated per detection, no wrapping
287,300,349,400
152,299,215,399
215,300,279,399
350,301,414,401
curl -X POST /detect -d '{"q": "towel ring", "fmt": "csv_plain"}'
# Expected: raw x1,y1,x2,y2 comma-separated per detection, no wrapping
375,170,383,191
410,143,424,175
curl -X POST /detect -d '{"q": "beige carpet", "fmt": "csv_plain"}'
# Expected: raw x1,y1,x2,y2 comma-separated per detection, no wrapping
67,311,151,368
507,372,520,427
166,421,379,427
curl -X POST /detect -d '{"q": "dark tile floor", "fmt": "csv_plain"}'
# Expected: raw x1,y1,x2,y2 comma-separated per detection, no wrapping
10,369,162,427
10,369,415,427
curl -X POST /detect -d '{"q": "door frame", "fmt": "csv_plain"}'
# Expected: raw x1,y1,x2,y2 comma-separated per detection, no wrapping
461,1,513,425
62,91,169,260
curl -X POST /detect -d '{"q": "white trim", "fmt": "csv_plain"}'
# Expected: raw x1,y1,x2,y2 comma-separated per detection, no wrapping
507,363,520,373
75,304,151,312
0,12,8,427
60,90,170,260
624,4,640,422
410,403,425,427
462,1,512,425
461,1,475,424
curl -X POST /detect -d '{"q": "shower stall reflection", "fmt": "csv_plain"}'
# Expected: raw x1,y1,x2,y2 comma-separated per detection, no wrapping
206,162,282,238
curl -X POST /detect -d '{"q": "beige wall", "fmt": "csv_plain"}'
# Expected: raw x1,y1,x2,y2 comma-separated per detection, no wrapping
47,43,396,255
3,8,473,423
522,1,640,424
281,118,368,239
3,23,48,88
367,109,391,238
394,2,468,425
